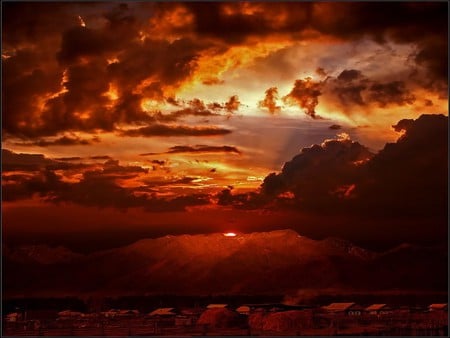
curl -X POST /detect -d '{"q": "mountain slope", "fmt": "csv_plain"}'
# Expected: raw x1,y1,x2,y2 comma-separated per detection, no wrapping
3,229,447,297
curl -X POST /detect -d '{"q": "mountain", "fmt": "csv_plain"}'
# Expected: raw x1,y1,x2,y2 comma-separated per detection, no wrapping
3,229,447,297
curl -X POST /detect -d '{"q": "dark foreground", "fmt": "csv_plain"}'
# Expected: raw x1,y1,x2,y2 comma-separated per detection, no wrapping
3,309,448,336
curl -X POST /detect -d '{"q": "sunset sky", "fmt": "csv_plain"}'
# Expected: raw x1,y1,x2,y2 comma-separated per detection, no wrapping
2,2,448,252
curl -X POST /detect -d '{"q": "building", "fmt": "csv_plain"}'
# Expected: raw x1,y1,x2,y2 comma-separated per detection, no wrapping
206,304,228,309
365,304,393,316
5,312,22,322
322,303,363,316
429,303,448,312
57,310,84,318
236,306,251,315
116,309,139,317
242,303,313,313
148,308,178,317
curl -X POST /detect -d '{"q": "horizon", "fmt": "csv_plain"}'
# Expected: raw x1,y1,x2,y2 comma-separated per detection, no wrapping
1,3,448,335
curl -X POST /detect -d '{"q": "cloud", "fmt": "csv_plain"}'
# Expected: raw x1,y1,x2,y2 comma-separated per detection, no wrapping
283,77,323,118
14,135,100,147
2,2,446,140
2,151,211,212
337,69,362,82
140,145,242,156
224,95,241,113
356,114,448,217
89,155,112,160
250,114,448,220
322,69,417,112
54,157,83,161
258,87,281,114
368,81,416,108
120,124,232,137
2,149,57,172
260,135,373,209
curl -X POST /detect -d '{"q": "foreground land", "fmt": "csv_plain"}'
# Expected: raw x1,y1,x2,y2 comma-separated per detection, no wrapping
3,307,448,336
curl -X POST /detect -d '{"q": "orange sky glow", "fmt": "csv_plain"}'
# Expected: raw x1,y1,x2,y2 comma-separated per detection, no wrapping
2,2,447,252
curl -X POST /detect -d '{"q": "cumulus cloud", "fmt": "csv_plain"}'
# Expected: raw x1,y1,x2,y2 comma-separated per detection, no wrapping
283,77,323,118
2,2,446,140
253,114,448,219
224,95,241,113
260,135,373,209
258,87,281,114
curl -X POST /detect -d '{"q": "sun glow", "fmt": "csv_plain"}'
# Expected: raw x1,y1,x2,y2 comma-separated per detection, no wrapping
223,232,237,237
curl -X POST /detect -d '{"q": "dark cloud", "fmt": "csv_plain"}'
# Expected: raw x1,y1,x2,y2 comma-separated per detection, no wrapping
324,70,417,110
233,114,448,223
315,67,328,77
207,102,224,111
54,157,83,161
414,37,448,92
121,124,232,137
2,170,67,202
184,2,311,44
337,69,363,82
154,108,220,123
101,159,149,177
140,145,241,156
321,69,368,109
2,2,446,140
423,99,434,107
356,114,448,217
2,151,209,212
216,188,266,210
283,77,323,118
368,81,416,108
260,136,373,210
329,124,342,130
142,176,197,188
2,149,93,173
57,27,116,64
14,135,100,147
89,155,112,160
2,149,57,172
258,87,281,114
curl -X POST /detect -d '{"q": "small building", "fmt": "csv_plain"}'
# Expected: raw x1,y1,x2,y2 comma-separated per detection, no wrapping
175,316,194,327
5,312,22,322
57,310,84,318
243,303,312,313
148,308,178,317
236,306,251,315
101,309,119,318
322,303,363,316
206,304,228,309
116,309,139,317
197,308,245,329
365,304,393,316
429,303,448,312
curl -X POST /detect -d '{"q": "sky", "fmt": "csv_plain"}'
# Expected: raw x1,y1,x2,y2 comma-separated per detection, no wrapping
2,2,448,252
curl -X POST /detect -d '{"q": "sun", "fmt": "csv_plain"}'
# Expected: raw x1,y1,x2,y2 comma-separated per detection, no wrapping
223,232,237,237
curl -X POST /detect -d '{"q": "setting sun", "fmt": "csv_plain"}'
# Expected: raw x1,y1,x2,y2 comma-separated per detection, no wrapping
223,232,237,237
1,2,448,336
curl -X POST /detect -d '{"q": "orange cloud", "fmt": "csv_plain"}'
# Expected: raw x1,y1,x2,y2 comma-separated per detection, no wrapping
258,87,281,114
